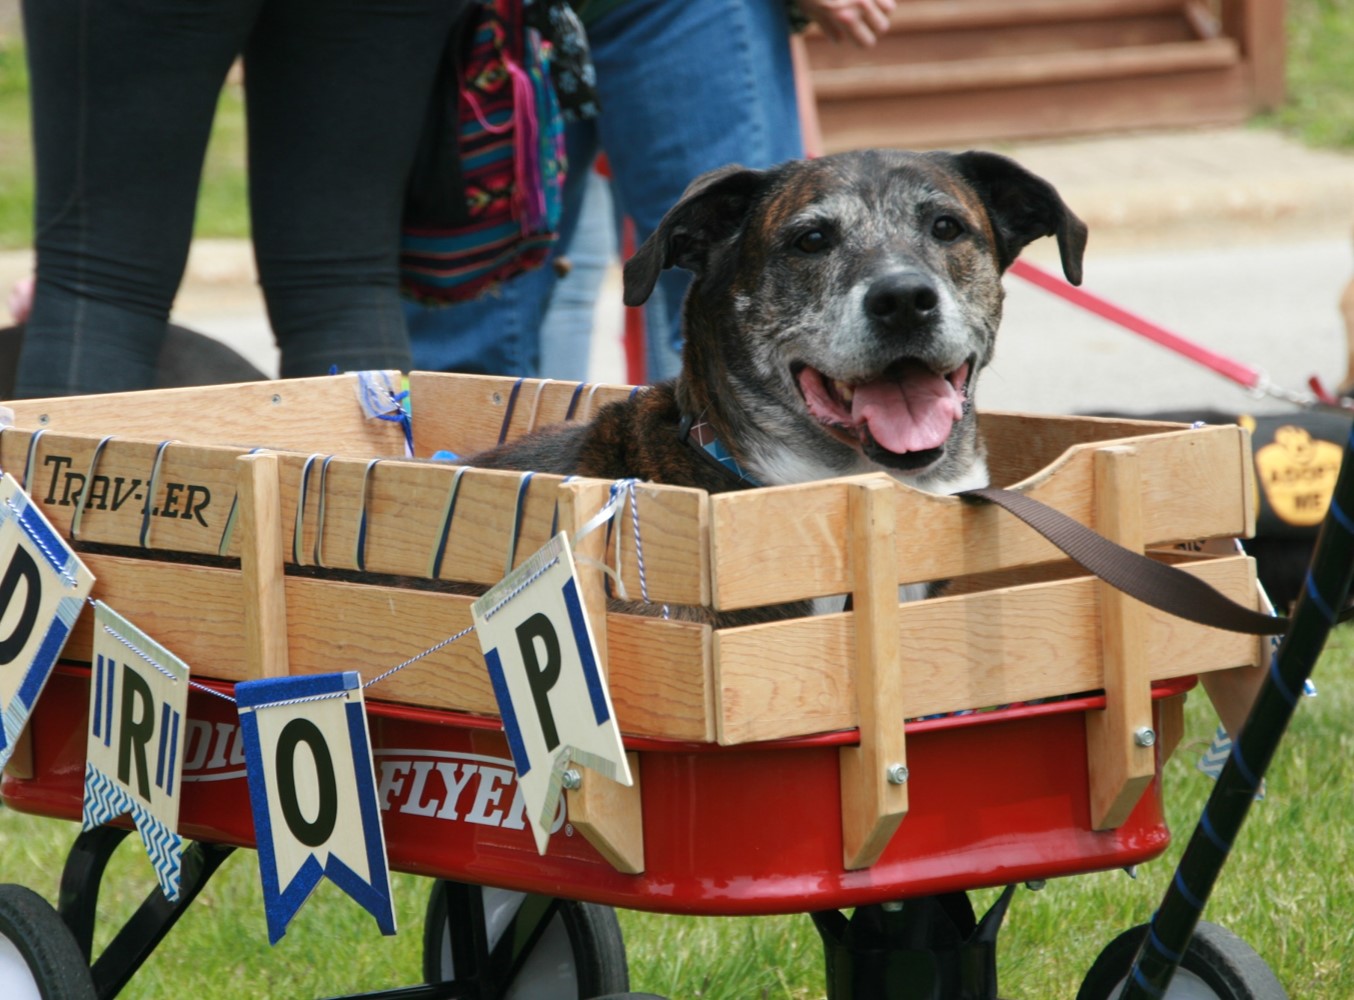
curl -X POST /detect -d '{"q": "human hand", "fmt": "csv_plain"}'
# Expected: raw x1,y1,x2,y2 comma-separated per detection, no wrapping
8,275,33,325
798,0,897,48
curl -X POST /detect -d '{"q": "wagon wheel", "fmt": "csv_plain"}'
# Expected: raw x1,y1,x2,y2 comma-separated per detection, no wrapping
0,883,97,1000
422,880,631,999
1077,920,1287,999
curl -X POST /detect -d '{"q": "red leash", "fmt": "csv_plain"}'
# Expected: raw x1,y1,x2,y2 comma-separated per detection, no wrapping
1009,258,1339,408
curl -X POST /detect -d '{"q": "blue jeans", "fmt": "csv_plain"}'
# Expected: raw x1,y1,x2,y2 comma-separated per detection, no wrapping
407,0,804,383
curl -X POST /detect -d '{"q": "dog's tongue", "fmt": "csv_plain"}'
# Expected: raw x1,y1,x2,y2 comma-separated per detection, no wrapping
852,364,964,453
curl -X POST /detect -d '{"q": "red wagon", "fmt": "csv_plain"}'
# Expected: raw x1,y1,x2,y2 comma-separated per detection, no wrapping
0,373,1279,997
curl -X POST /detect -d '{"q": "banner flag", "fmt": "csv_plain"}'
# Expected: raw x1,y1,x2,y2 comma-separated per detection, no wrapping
237,671,394,944
83,602,190,900
0,472,94,771
472,533,630,854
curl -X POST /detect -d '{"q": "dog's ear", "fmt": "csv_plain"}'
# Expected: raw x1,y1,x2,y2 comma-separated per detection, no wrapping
623,164,768,306
947,151,1088,286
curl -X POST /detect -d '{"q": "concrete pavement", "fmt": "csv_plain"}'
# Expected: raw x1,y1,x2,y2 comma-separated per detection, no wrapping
3,124,1353,412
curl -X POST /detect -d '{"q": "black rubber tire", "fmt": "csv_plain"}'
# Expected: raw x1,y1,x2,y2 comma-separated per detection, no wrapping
0,884,97,1000
423,880,630,999
1077,920,1287,999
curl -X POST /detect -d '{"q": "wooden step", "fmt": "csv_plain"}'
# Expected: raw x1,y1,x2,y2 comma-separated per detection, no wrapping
813,38,1240,100
885,0,1201,32
813,60,1248,151
807,0,1219,69
803,0,1260,149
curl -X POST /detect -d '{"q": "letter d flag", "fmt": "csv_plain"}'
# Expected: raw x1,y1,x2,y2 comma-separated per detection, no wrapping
0,472,94,771
236,672,394,944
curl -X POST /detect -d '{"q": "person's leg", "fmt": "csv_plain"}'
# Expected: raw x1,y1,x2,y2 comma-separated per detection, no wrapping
586,0,804,382
539,164,619,381
405,118,601,378
16,0,252,397
244,0,467,378
404,263,552,377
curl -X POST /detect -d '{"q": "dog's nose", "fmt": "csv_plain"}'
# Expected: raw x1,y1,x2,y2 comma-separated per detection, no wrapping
865,272,939,329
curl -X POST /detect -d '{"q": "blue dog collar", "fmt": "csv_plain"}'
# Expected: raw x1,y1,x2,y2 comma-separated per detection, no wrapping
677,414,763,487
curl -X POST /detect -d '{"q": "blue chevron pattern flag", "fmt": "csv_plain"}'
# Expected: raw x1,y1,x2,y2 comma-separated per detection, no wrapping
83,602,189,900
0,472,94,771
237,672,394,945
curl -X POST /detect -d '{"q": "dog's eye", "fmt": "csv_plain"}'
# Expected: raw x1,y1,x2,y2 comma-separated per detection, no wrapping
793,229,830,254
931,216,964,242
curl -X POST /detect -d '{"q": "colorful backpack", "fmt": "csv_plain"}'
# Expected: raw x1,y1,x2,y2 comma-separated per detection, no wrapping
400,0,583,305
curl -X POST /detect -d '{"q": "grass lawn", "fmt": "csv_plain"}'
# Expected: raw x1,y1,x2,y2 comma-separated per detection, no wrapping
1,627,1351,998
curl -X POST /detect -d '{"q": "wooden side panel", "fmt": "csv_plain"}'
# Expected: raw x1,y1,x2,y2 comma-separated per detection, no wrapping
714,555,1263,745
67,555,712,741
711,425,1253,610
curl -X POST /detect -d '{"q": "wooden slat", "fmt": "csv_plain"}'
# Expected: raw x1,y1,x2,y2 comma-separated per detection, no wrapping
809,9,1194,70
711,424,1253,610
812,39,1239,100
1085,447,1156,830
66,555,712,741
408,372,635,459
1157,692,1187,765
839,478,908,869
980,412,1188,490
814,59,1246,151
713,554,1263,745
566,753,645,876
3,374,408,457
239,453,289,680
562,480,644,874
884,0,1185,32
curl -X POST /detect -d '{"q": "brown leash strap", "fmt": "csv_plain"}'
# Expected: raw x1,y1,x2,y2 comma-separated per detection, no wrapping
959,487,1290,636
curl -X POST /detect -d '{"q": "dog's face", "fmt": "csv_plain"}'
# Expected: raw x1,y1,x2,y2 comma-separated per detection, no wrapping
625,149,1087,491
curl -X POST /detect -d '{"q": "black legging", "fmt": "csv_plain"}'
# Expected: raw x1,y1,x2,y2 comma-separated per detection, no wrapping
17,0,468,397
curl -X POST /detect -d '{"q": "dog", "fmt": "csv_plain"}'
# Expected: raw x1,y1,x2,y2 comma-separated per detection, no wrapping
470,149,1087,618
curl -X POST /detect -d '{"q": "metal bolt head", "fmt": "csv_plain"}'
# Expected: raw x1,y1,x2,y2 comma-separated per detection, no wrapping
886,763,909,785
1133,727,1157,748
561,768,582,790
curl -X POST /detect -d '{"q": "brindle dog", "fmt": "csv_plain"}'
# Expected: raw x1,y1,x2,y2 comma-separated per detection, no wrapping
471,150,1086,508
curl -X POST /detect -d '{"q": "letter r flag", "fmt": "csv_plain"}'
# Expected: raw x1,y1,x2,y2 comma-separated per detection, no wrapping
83,603,189,901
236,672,394,945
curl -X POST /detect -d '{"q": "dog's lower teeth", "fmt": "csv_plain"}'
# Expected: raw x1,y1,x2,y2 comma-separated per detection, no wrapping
834,380,854,403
